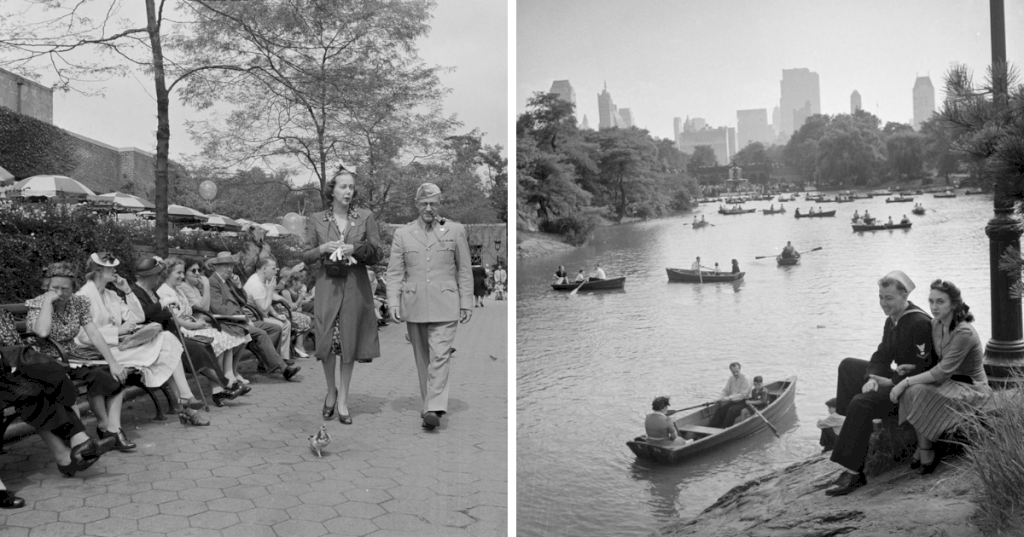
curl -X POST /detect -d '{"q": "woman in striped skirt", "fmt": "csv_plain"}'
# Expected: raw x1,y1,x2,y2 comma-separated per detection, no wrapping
890,279,990,474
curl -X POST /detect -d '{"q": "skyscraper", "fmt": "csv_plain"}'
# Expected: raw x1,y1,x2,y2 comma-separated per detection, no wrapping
851,90,862,114
677,125,732,165
913,76,935,130
549,80,576,107
673,117,682,141
581,115,591,130
736,109,771,148
619,108,634,128
597,83,620,130
779,68,821,140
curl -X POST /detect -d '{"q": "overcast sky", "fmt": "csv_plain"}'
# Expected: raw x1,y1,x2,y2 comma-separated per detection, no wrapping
35,0,507,169
517,0,1024,141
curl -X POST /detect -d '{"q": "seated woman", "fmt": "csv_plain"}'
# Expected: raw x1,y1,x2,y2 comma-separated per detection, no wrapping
132,256,244,407
74,252,210,427
4,301,117,476
645,396,686,444
276,271,313,358
27,261,136,451
890,279,991,474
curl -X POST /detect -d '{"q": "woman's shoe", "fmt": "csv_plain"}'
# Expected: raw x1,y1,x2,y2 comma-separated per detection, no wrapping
71,437,116,462
57,462,78,477
112,429,137,451
294,346,309,358
179,396,204,410
179,408,211,427
919,449,940,475
0,490,25,509
229,381,252,396
323,390,338,420
338,414,352,425
212,387,240,407
909,448,922,470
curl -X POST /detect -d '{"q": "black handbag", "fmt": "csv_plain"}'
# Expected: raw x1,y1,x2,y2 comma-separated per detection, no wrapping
0,345,61,372
324,260,351,278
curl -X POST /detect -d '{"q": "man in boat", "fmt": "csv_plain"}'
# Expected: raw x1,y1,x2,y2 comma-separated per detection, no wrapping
794,208,801,217
780,241,799,260
887,216,894,226
853,210,860,221
707,362,753,428
693,216,698,225
590,264,606,281
700,215,706,223
691,256,703,271
554,265,568,285
901,214,910,225
731,259,741,274
825,271,933,496
863,210,873,223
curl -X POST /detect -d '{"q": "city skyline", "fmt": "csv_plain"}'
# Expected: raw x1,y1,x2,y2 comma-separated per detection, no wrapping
518,0,1024,144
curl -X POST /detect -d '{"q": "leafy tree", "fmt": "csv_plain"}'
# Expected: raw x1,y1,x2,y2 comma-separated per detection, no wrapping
784,114,831,180
686,145,718,175
883,121,914,135
919,116,961,182
732,142,770,166
655,138,688,173
178,0,454,216
886,131,925,181
516,133,591,222
590,128,659,222
516,92,578,153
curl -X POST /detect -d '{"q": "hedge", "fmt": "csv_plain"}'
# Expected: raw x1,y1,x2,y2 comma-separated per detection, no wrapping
0,105,80,180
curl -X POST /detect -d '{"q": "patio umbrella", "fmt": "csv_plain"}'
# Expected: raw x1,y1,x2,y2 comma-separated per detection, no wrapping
91,192,155,212
0,165,13,184
10,175,96,198
204,214,242,231
138,204,208,223
260,222,291,237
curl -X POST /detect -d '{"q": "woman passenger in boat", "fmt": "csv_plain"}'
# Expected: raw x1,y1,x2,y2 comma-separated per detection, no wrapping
901,215,911,224
554,266,568,285
645,396,680,444
890,279,990,474
731,259,740,274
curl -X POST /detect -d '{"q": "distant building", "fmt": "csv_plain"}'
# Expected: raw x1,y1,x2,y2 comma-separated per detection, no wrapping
771,106,781,141
779,68,820,140
619,108,634,128
581,114,591,130
682,116,706,133
736,109,772,148
677,125,733,166
549,80,576,108
851,90,862,114
913,76,935,130
597,82,624,129
673,117,682,141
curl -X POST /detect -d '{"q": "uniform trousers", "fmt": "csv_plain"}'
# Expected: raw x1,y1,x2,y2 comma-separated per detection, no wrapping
830,357,899,472
407,321,458,414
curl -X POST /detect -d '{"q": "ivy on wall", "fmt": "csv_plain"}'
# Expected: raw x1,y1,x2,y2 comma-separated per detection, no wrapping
0,105,80,180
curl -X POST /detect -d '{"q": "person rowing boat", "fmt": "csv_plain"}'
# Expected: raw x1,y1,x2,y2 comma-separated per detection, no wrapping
781,241,800,260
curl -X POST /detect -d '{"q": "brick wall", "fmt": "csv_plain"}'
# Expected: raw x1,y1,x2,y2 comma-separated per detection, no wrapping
0,69,52,124
68,132,156,196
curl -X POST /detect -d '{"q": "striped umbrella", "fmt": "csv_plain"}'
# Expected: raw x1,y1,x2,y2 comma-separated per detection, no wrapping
91,192,155,211
204,214,241,231
10,175,96,198
138,204,209,223
260,222,291,237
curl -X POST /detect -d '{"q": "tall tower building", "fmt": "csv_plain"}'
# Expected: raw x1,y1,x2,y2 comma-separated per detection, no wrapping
851,90,862,114
619,108,634,128
913,76,935,130
779,68,821,140
581,115,591,130
549,80,576,107
673,117,682,141
597,82,620,130
772,107,781,140
736,109,771,148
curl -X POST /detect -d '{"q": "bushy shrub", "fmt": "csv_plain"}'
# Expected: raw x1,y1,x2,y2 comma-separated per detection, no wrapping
0,201,149,302
540,214,596,246
0,106,80,179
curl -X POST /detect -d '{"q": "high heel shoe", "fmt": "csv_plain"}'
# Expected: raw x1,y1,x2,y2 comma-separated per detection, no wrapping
212,386,241,407
322,390,338,420
178,408,210,427
179,396,204,410
909,448,922,470
99,429,136,451
229,381,252,396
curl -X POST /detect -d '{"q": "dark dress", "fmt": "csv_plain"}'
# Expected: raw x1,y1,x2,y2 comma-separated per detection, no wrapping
472,265,487,297
0,309,86,439
301,208,384,363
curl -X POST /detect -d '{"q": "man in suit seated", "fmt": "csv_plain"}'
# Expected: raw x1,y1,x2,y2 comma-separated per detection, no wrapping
206,252,301,382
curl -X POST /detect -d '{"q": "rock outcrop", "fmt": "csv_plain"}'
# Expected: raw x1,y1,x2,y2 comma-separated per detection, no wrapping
652,455,981,537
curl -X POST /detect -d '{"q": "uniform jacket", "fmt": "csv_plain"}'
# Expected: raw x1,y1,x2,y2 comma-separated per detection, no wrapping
867,301,934,382
386,218,473,323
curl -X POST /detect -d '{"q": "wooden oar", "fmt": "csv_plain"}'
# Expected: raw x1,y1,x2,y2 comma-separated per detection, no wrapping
747,403,780,437
670,401,713,414
755,246,822,260
568,279,587,296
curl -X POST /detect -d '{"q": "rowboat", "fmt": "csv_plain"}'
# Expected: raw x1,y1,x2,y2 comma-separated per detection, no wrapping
794,210,836,218
852,222,912,232
692,220,710,228
761,208,786,215
963,188,985,195
933,191,957,198
719,207,756,215
886,196,913,203
626,376,797,464
551,276,626,291
666,268,745,283
912,206,926,215
776,255,800,266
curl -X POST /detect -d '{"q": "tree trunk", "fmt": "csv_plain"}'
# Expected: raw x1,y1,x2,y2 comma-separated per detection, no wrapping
146,0,170,257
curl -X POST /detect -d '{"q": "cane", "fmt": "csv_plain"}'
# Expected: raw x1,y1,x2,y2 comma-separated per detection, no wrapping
169,315,210,412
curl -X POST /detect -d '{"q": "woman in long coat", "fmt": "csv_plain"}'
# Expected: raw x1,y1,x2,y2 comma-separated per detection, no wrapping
301,169,384,424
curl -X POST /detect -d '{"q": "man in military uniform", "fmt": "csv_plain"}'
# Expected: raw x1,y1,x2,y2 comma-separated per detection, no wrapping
386,183,473,430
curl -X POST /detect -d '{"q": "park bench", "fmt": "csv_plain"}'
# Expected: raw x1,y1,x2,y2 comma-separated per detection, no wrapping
0,303,174,453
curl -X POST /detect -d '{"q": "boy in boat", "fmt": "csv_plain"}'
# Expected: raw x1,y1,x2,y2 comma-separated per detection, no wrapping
817,397,845,453
733,375,770,425
708,362,752,428
574,268,587,283
825,270,933,496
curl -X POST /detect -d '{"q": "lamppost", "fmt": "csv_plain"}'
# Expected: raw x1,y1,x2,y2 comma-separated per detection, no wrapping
983,0,1024,386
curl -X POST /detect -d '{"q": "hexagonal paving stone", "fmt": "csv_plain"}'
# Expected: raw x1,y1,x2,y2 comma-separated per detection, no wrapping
207,497,255,513
219,523,278,537
251,493,301,510
130,489,179,505
333,501,386,519
271,519,328,536
344,487,392,504
284,503,338,522
34,496,84,511
236,474,281,487
321,516,380,537
109,502,160,520
236,507,288,526
83,493,131,509
58,506,108,524
26,521,83,536
137,513,191,533
4,508,59,528
372,512,431,532
159,499,208,517
166,528,223,537
188,510,241,530
83,517,139,537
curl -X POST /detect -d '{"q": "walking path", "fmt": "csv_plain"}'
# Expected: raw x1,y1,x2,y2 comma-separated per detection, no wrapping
0,298,508,536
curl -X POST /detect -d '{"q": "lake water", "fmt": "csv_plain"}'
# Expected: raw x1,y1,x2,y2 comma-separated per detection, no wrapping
516,193,1006,537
